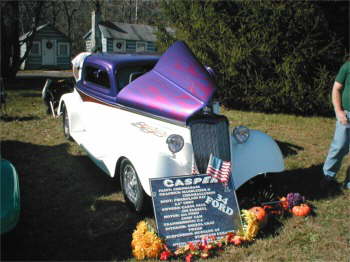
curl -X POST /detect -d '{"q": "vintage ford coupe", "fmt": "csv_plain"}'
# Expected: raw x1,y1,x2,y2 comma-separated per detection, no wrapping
58,41,284,212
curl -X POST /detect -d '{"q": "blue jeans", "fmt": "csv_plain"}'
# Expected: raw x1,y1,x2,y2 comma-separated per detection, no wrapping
323,111,350,179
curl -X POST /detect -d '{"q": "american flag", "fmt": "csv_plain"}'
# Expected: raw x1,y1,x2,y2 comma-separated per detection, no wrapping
191,154,199,175
206,154,231,185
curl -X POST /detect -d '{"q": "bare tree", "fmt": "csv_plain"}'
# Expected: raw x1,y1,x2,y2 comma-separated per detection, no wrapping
1,1,44,79
49,1,63,27
62,1,79,41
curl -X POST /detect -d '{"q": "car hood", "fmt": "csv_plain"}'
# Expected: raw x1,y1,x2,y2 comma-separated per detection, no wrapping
116,41,216,123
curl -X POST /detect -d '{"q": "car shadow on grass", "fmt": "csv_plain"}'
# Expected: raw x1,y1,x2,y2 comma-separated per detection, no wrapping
0,115,41,122
275,140,304,157
1,140,145,261
267,164,344,200
238,164,343,207
236,164,344,240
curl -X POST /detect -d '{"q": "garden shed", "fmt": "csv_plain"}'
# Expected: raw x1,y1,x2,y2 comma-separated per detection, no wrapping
83,21,158,53
20,23,71,70
83,6,159,54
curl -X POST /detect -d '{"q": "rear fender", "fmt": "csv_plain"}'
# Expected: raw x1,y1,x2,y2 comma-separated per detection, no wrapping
58,90,85,133
231,130,284,189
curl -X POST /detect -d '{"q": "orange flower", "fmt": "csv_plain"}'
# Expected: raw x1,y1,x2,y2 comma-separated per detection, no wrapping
131,221,163,260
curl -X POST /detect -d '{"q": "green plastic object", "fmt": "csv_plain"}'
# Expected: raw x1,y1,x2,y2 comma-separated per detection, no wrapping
1,159,20,234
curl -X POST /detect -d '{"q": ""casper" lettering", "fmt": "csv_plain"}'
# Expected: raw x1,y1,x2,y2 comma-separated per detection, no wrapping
163,176,218,188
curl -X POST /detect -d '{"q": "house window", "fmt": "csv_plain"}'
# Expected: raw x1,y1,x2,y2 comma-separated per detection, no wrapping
30,41,41,56
84,65,110,89
136,41,147,52
58,42,70,57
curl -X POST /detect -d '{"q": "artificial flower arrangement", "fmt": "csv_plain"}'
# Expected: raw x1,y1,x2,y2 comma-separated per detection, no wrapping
131,192,312,261
279,192,312,217
131,220,163,260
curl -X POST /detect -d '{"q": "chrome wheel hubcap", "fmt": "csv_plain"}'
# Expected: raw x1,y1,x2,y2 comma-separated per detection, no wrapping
123,164,139,204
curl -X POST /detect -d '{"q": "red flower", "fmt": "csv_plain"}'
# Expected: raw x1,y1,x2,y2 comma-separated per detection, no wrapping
225,232,235,243
160,250,171,260
186,254,193,262
188,242,196,251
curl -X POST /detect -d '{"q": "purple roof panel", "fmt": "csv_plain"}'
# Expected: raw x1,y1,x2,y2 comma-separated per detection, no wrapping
117,41,216,123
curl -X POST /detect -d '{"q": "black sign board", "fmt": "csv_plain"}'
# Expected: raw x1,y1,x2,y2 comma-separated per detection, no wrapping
150,174,242,250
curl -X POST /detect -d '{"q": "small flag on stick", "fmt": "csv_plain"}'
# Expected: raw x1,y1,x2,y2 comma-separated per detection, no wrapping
191,155,199,175
206,154,231,185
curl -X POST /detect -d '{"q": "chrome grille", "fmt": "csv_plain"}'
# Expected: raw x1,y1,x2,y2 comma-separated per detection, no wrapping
189,115,231,173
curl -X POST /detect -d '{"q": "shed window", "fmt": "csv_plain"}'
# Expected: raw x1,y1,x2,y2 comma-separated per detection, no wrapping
84,65,110,89
31,41,41,56
136,41,146,52
58,42,69,57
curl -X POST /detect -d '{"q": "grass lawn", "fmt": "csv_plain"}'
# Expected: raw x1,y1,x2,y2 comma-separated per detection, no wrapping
1,77,349,261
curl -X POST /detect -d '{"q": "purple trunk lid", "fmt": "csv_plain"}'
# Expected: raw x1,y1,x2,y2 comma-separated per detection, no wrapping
117,41,216,123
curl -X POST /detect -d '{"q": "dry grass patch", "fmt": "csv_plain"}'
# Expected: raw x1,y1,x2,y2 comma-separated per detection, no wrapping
1,78,349,261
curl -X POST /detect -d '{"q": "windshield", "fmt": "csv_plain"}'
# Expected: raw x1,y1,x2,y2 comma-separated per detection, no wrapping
116,64,154,91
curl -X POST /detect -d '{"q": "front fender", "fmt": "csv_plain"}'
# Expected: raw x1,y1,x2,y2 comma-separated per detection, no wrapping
231,130,284,189
128,142,193,196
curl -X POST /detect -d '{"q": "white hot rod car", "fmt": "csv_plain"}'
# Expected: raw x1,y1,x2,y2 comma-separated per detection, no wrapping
58,41,284,212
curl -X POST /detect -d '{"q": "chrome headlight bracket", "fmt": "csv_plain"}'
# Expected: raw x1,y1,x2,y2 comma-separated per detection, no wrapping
232,126,250,144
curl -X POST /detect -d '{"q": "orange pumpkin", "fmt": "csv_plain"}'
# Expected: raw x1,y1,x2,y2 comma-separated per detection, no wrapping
249,206,267,227
292,204,311,216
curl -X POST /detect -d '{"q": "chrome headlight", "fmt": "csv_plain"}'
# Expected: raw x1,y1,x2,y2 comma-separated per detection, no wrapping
233,126,250,144
166,134,184,153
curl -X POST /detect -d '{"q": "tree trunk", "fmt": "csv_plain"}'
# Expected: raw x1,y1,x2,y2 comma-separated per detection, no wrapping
8,1,20,78
0,4,9,79
1,1,43,79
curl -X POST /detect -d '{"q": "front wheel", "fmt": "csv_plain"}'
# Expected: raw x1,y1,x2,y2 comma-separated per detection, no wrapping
120,159,148,213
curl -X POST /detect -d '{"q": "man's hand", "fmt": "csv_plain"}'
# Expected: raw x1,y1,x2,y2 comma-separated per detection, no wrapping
336,110,348,125
332,81,347,125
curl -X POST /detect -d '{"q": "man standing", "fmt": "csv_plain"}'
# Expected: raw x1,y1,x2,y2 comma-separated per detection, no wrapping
322,60,350,189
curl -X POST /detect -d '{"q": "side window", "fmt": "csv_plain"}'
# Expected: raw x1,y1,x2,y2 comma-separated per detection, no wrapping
84,65,110,89
116,65,154,91
31,41,41,56
58,42,69,57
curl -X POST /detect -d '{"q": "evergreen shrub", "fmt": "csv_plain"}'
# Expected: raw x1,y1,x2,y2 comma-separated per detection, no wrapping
157,0,346,116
